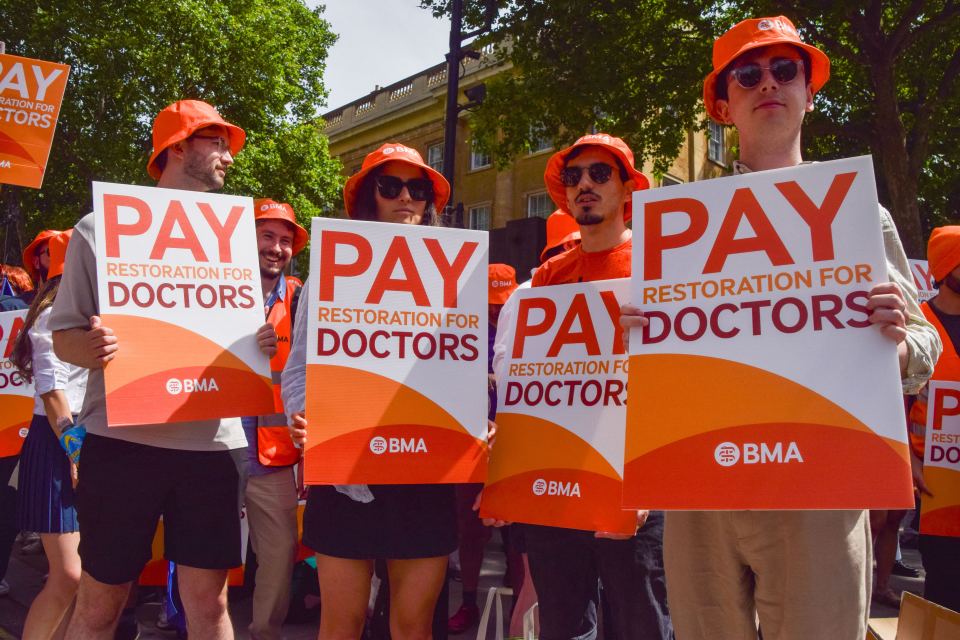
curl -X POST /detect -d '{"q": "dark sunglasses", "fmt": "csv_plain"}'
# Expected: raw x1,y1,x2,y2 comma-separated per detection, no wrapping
728,58,802,89
376,175,433,201
560,162,614,187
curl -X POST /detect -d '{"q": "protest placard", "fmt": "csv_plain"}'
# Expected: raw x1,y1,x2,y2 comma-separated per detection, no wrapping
0,53,70,188
0,310,33,455
93,182,273,426
481,279,637,534
304,218,488,484
624,156,913,509
909,259,936,303
921,381,960,537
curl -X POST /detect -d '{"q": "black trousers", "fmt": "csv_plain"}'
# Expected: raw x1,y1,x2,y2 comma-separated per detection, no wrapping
919,533,960,612
524,511,673,640
0,455,19,581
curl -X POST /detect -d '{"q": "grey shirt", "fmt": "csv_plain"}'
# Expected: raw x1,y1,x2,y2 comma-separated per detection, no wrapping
48,213,246,451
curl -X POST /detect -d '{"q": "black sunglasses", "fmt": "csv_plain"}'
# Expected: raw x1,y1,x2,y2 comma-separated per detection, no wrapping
376,175,433,201
560,162,614,187
728,58,802,89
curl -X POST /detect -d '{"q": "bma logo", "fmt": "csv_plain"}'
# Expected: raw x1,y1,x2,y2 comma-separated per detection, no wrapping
18,428,28,438
714,442,740,466
714,442,804,467
369,436,427,454
369,437,387,455
531,478,581,498
165,378,219,395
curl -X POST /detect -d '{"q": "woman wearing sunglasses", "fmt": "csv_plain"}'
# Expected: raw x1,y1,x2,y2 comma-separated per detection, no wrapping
283,143,455,640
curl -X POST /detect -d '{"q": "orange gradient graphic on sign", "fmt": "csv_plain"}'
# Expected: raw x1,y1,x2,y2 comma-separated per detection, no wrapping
624,354,913,509
304,365,486,484
481,413,636,534
0,53,70,189
102,314,272,426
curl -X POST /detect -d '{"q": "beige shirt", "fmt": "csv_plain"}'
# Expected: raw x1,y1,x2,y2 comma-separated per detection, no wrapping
48,213,246,451
733,161,940,393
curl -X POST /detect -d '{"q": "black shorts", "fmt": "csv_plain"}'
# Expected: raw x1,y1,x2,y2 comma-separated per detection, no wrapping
302,483,457,559
76,433,247,585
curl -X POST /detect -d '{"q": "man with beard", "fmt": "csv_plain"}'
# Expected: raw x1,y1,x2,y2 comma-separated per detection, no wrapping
49,99,278,640
519,134,673,640
242,198,308,640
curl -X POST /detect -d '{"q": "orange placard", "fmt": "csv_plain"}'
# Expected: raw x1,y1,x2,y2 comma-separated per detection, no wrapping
0,310,33,456
908,259,936,303
625,156,914,510
920,382,960,537
0,53,70,189
481,279,636,534
303,218,489,485
92,182,273,426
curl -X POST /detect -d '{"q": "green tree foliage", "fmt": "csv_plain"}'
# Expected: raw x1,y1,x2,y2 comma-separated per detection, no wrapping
0,0,343,270
424,0,960,256
423,0,721,177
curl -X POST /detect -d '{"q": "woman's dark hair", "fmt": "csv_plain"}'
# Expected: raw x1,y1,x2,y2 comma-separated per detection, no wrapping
714,47,812,102
352,164,443,227
10,276,61,383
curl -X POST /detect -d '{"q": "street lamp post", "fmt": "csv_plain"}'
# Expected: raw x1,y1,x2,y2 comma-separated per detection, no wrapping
441,0,496,228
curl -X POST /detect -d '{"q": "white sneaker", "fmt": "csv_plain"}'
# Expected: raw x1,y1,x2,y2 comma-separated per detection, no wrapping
0,579,10,596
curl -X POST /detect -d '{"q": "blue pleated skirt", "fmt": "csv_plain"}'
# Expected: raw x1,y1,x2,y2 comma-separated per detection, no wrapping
16,414,78,533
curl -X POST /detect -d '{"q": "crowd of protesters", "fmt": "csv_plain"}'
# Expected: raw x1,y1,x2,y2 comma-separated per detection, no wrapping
0,14,957,640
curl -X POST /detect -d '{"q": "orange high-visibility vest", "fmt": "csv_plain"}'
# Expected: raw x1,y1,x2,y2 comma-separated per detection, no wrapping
257,276,301,467
908,300,960,458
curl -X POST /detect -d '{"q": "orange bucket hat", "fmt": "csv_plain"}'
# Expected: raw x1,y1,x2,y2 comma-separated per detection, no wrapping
927,226,960,282
488,264,517,304
254,199,309,256
541,210,581,262
147,100,246,180
46,229,73,280
21,229,60,280
343,143,450,218
544,133,649,223
704,16,831,124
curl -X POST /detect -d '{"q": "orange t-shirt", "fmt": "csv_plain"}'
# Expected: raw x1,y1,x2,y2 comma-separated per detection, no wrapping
532,238,632,287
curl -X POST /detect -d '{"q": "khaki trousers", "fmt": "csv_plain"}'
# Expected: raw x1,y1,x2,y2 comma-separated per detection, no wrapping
664,510,871,640
245,468,299,640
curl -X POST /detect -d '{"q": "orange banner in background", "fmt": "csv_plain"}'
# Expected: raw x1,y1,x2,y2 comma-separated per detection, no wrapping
0,53,70,189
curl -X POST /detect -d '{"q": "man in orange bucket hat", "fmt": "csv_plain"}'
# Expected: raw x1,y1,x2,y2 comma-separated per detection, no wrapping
49,100,277,638
620,16,940,639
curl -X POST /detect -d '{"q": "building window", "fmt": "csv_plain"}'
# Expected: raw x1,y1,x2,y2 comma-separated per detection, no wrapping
470,144,492,171
427,143,443,173
468,204,491,231
708,121,726,165
526,192,553,219
529,128,552,154
661,175,683,187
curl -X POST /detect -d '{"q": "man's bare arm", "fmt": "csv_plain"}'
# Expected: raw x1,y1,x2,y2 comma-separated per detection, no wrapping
52,316,118,369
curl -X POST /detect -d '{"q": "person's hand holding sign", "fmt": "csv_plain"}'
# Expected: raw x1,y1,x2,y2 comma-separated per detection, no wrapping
865,282,910,372
256,322,278,358
288,411,308,446
618,304,647,350
86,315,119,366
